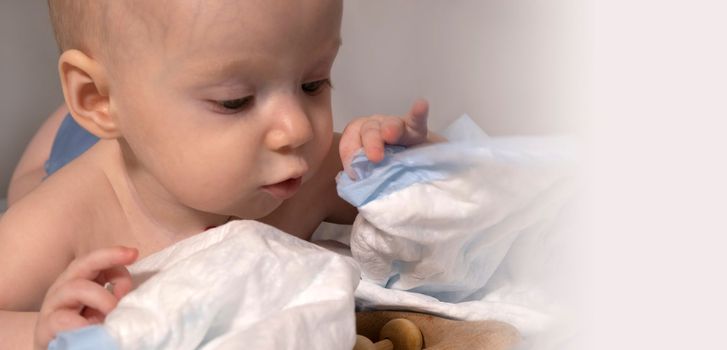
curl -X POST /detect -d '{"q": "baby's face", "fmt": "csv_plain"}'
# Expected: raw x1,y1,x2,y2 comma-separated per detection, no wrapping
107,0,342,218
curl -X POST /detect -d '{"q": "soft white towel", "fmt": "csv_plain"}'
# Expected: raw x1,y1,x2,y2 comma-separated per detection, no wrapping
51,220,361,350
333,115,578,344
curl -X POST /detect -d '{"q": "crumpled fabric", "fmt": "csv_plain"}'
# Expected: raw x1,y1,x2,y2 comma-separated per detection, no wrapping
335,115,577,339
50,220,360,350
338,136,574,303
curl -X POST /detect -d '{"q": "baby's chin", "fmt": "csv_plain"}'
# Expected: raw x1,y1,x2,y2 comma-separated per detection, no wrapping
221,195,284,221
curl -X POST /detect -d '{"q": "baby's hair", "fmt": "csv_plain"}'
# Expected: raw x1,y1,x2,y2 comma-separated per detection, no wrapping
47,0,107,53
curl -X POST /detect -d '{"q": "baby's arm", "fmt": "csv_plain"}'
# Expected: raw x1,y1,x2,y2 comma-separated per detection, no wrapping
34,247,137,349
0,198,136,349
0,203,71,349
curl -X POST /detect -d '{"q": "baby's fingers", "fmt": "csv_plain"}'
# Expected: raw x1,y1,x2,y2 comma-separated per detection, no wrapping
35,309,90,348
60,246,138,283
339,121,364,179
360,119,386,163
398,99,430,145
407,99,429,128
36,280,118,349
99,265,134,300
45,279,119,316
379,117,406,144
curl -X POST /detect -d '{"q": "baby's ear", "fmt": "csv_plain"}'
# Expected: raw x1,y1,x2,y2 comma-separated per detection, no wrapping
57,50,119,139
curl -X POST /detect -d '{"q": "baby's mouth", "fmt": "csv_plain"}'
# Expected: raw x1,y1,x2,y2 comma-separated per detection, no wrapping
262,177,303,200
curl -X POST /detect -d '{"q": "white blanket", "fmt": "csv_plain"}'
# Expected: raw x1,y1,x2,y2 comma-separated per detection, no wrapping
51,220,361,350
332,115,578,346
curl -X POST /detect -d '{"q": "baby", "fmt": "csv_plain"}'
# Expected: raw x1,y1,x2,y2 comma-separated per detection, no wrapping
0,1,436,348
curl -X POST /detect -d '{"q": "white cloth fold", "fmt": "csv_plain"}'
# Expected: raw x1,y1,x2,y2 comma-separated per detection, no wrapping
332,115,578,343
102,220,360,350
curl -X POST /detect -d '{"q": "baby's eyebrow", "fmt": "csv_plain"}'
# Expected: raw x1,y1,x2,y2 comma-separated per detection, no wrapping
207,59,254,80
171,61,247,86
186,38,343,83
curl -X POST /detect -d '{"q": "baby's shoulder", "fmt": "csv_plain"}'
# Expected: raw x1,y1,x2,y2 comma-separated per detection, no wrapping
0,190,79,309
7,165,105,233
0,165,113,309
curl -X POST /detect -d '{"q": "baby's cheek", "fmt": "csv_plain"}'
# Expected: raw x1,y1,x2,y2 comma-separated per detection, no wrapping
165,168,236,209
313,129,334,165
316,114,334,144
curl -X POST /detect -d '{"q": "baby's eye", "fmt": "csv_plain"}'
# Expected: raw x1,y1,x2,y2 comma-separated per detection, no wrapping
301,79,332,96
215,96,253,113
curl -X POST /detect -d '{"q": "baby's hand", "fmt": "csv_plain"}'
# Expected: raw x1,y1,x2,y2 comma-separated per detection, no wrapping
339,99,434,178
34,246,138,349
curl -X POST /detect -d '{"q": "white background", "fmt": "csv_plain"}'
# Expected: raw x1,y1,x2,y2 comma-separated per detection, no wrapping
585,0,727,348
0,1,62,199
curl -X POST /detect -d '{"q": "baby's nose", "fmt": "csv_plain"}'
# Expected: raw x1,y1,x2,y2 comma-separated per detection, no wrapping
265,98,314,151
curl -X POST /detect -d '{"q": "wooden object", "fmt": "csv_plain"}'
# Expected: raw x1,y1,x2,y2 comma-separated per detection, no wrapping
355,310,520,350
354,318,424,350
379,318,423,349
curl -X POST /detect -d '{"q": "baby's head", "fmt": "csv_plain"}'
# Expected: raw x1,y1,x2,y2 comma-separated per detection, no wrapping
48,0,343,219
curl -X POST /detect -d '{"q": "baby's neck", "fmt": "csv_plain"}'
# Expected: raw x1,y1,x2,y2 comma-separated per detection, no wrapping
101,141,230,252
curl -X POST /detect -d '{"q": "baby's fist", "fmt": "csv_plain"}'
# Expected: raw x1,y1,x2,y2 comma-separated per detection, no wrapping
35,246,137,349
339,99,432,178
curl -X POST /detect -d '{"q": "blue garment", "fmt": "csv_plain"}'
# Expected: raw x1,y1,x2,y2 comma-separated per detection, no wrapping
44,114,99,176
48,325,119,350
